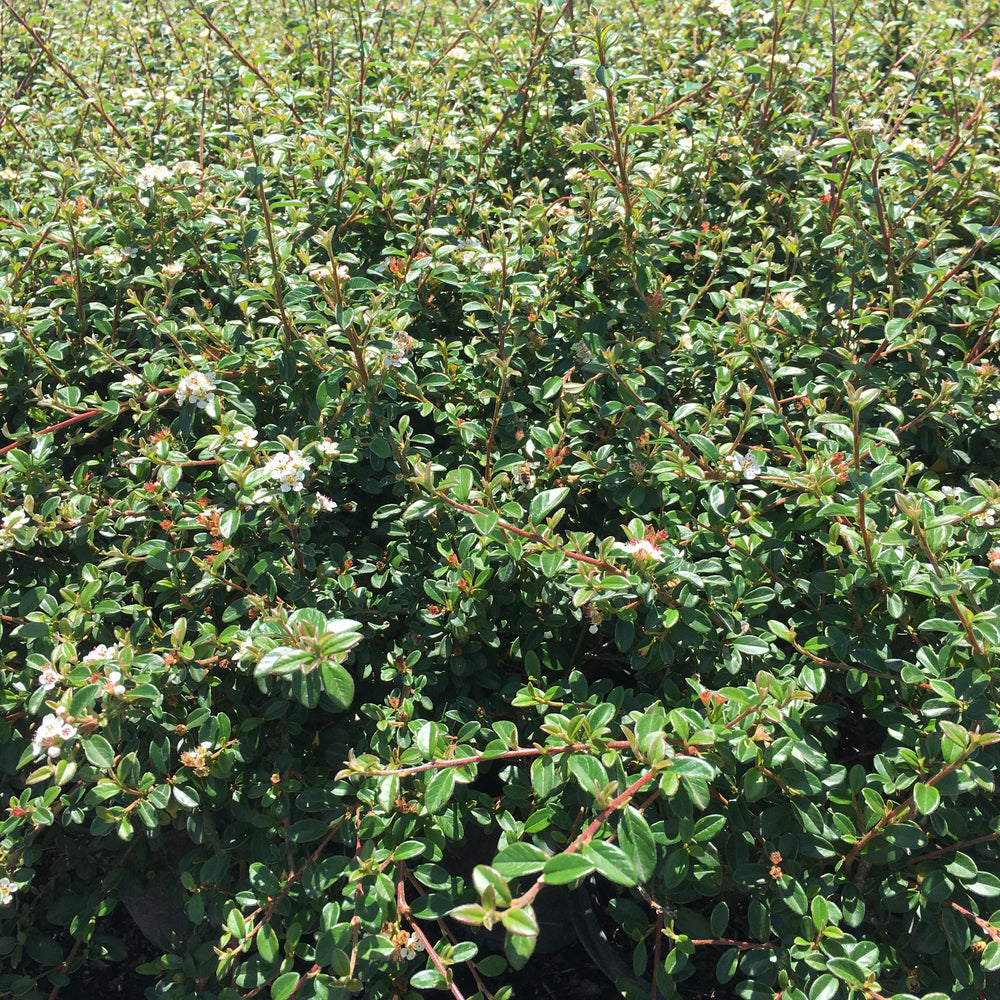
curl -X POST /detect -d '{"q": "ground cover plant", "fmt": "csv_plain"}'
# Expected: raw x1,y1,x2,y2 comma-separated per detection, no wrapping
3,0,1000,998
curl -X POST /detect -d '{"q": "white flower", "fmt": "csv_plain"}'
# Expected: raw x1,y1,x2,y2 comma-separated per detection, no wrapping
512,462,537,491
98,247,127,267
232,636,254,663
709,0,733,15
0,168,19,182
83,643,119,663
940,485,962,498
772,291,807,318
122,372,143,388
175,370,218,409
401,933,424,960
773,143,804,167
0,508,28,550
309,265,333,284
725,452,763,480
314,493,337,512
894,136,927,157
480,258,503,276
336,264,350,283
566,167,587,183
160,260,184,280
855,117,884,136
637,162,664,184
316,438,340,458
31,713,78,759
232,426,259,449
614,539,664,561
103,671,126,697
136,163,173,190
266,451,312,492
988,401,1000,422
0,878,17,906
677,333,694,351
38,667,60,692
974,508,997,528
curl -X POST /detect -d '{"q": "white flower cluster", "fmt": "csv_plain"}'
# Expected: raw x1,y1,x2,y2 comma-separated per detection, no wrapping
309,263,350,284
266,451,312,492
974,506,997,528
724,451,763,480
988,401,1000,421
102,671,127,697
0,878,17,906
774,144,804,167
32,709,78,759
175,370,218,409
83,643,119,663
316,438,340,459
0,509,28,550
136,163,173,190
614,539,664,561
772,291,807,318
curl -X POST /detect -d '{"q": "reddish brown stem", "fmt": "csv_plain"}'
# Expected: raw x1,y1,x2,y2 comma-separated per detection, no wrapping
397,870,467,1000
361,740,632,777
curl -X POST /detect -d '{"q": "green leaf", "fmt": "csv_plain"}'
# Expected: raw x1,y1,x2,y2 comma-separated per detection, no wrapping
665,754,715,779
692,814,726,842
826,957,866,984
810,894,829,931
472,866,512,907
619,806,656,882
450,903,488,926
716,946,739,984
778,875,808,916
84,734,115,769
710,901,729,939
504,926,536,969
493,842,549,878
257,924,279,963
808,973,840,1000
255,646,312,677
581,840,637,885
568,754,607,797
501,905,539,937
424,768,456,813
319,661,354,708
271,972,299,1000
219,509,240,539
911,782,941,815
542,852,596,885
529,487,569,522
478,954,508,977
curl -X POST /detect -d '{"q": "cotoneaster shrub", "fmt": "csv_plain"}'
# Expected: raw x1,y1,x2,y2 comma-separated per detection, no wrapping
3,2,1000,999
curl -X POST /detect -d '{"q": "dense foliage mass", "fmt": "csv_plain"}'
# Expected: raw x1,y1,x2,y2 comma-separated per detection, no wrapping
3,1,1000,998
